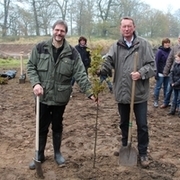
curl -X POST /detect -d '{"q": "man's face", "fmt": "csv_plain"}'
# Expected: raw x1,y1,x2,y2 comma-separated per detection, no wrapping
52,24,67,43
120,19,135,38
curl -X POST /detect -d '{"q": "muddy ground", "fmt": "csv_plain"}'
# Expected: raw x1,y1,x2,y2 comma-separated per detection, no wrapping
1,65,180,180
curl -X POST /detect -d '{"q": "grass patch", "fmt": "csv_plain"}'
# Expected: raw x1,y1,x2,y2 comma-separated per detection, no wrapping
0,59,28,69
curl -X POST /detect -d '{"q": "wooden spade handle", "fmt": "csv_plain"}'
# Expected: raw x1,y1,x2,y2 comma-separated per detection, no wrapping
35,96,40,151
20,52,23,75
127,52,139,145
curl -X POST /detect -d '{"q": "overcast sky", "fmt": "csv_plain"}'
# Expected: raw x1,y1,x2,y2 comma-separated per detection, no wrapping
142,0,180,12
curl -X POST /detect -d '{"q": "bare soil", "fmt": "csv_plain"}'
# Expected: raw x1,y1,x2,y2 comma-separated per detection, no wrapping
1,45,180,179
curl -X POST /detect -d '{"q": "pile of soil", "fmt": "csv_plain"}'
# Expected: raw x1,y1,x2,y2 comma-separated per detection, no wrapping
0,68,180,180
0,42,180,180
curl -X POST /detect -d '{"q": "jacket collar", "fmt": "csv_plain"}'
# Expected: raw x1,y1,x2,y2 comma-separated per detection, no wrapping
117,32,139,48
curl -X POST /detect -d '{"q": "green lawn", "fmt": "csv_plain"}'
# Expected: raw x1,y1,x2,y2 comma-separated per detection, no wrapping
0,59,27,69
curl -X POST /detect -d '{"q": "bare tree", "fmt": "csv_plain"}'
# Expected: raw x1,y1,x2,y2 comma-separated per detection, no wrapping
76,0,85,35
17,7,34,36
37,0,56,35
0,0,11,37
97,0,113,37
32,0,40,35
0,0,180,38
53,0,68,20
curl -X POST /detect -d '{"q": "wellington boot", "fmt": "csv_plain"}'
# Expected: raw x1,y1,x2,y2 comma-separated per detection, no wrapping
29,155,45,170
29,135,47,170
53,132,65,165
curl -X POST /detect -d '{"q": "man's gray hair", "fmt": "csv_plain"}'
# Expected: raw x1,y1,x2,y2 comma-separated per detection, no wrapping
120,16,135,26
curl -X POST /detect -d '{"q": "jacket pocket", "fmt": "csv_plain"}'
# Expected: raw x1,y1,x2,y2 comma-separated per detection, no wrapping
54,85,72,104
135,81,145,99
37,55,49,80
57,58,73,77
37,54,49,71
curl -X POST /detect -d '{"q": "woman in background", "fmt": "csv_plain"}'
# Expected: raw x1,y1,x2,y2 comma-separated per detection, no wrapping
154,38,171,107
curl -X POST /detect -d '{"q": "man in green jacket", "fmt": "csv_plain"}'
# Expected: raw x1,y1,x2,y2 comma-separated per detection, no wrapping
97,17,155,168
27,20,97,170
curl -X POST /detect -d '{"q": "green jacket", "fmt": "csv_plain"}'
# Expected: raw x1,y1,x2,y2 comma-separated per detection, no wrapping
101,33,155,104
27,38,93,105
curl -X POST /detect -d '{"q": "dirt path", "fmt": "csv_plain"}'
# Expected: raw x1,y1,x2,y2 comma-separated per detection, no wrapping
0,69,180,180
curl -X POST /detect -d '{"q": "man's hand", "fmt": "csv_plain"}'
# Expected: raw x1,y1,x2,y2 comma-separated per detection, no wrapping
96,70,101,76
131,72,141,80
33,84,43,96
89,95,99,104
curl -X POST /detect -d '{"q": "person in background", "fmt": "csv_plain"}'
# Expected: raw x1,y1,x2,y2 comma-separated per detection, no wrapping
97,16,155,168
27,20,97,170
161,35,180,108
71,36,91,89
153,38,171,107
168,51,180,116
75,36,91,75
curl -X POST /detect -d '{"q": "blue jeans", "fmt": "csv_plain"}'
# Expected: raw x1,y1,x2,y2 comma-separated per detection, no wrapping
172,89,180,107
118,101,149,156
154,76,169,100
100,75,112,91
164,81,173,105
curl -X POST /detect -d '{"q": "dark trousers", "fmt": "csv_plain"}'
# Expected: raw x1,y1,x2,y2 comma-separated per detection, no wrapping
38,103,66,136
172,89,180,107
118,101,149,156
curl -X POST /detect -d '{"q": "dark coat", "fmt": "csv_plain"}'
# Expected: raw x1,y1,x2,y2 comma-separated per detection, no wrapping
170,62,180,89
155,46,171,74
75,44,91,68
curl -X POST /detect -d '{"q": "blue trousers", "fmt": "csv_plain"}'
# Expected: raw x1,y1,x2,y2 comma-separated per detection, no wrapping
154,76,169,100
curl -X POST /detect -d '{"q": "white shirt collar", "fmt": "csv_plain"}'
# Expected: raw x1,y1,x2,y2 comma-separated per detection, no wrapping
124,36,134,47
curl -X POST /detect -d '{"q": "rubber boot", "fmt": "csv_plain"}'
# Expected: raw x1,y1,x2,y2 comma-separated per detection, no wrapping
167,104,176,115
53,132,65,165
29,135,47,170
